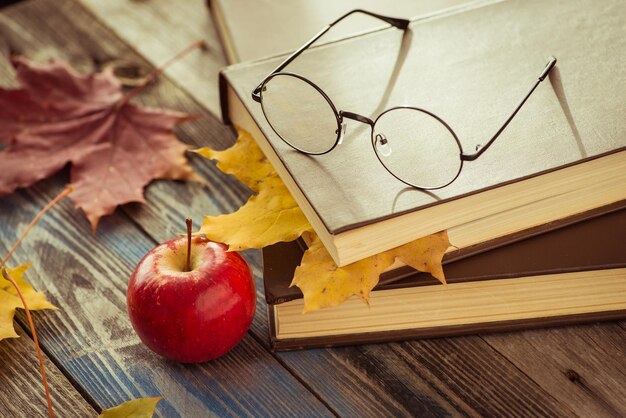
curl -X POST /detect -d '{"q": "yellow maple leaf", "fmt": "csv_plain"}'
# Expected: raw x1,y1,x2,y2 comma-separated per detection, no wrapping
0,264,56,340
195,129,312,250
98,397,162,418
292,231,450,312
392,231,450,285
197,128,451,312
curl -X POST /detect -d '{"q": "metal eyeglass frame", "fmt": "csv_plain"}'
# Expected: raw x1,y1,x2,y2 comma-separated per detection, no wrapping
251,9,558,190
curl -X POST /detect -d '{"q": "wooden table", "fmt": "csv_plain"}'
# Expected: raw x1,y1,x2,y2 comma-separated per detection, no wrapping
1,0,625,416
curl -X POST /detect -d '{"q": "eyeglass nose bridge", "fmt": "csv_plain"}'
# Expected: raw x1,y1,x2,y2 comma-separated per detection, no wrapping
339,110,375,127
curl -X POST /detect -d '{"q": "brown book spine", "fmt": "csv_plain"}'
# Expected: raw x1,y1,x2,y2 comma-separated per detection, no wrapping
264,202,626,305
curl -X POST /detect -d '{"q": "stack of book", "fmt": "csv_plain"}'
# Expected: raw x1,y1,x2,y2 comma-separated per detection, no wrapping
209,0,626,350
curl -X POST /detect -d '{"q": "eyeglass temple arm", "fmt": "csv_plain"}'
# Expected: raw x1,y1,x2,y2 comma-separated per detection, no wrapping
461,56,557,162
252,10,410,102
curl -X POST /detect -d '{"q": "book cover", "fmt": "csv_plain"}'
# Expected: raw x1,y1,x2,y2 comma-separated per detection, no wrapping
263,202,626,305
220,0,626,265
266,207,626,350
208,0,476,63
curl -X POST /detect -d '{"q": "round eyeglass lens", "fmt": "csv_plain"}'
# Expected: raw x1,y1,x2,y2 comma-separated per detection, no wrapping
372,108,462,189
260,74,339,154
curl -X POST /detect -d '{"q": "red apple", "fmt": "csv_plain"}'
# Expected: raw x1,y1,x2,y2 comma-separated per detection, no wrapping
127,233,256,363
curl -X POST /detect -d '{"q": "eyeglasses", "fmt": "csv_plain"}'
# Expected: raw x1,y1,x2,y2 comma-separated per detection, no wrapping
252,9,557,190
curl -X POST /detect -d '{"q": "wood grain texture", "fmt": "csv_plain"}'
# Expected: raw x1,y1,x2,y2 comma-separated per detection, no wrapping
277,337,577,417
0,179,332,417
65,7,621,418
18,1,619,418
0,325,96,417
483,324,626,417
1,1,624,417
0,1,332,416
77,0,227,116
7,6,577,418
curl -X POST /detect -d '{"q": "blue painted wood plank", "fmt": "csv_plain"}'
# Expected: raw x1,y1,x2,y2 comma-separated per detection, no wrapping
0,179,332,417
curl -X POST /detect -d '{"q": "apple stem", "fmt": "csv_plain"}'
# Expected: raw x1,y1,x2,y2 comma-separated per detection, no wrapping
185,217,192,272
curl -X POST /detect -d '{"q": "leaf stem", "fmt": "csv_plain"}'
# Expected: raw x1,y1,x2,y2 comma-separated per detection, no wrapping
2,269,54,418
0,186,73,271
185,218,192,272
119,40,206,106
0,185,71,418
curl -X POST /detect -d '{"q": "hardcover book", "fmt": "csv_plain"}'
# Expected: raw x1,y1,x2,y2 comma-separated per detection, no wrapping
208,0,476,63
219,0,626,266
264,207,626,350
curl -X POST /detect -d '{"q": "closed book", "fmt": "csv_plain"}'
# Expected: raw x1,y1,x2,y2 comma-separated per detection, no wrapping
219,0,626,266
208,0,475,64
264,202,626,305
265,207,626,351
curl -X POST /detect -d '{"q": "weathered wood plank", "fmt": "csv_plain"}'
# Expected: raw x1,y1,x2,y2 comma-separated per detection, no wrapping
78,0,227,116
279,338,578,417
0,2,333,415
483,324,626,417
105,46,622,418
0,3,582,417
0,178,333,417
1,1,622,417
7,1,593,417
117,197,580,416
0,325,96,417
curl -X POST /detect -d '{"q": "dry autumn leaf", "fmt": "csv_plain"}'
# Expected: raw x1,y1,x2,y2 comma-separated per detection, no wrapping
0,188,166,418
195,129,312,250
198,128,452,312
292,232,450,312
98,397,162,418
0,53,200,230
0,187,70,417
0,264,56,340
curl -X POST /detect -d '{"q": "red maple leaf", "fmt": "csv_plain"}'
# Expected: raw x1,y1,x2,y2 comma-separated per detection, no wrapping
0,53,200,230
